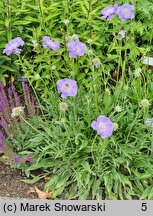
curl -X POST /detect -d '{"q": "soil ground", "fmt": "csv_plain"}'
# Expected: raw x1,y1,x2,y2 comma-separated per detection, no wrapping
0,160,141,200
0,161,44,199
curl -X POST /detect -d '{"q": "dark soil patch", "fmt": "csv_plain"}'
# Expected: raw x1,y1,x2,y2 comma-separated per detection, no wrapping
0,161,141,200
0,161,45,199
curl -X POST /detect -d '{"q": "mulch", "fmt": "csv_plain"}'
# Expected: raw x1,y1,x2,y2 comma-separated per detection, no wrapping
0,161,44,199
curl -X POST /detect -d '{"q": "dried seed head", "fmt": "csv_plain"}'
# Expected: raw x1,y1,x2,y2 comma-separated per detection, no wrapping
113,123,119,131
134,68,142,78
11,106,24,118
139,99,150,109
115,105,122,112
59,102,68,112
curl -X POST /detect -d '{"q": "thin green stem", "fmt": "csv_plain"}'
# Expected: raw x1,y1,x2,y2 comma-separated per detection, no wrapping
19,115,43,136
5,0,12,40
18,55,46,119
29,82,46,120
125,110,140,144
38,0,44,28
92,68,99,116
91,134,98,165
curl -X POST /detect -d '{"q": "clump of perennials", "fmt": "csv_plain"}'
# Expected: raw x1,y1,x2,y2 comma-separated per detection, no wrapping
57,78,114,138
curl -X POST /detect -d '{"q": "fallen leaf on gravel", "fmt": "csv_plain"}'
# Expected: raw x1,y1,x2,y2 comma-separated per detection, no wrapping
35,186,53,199
26,187,36,194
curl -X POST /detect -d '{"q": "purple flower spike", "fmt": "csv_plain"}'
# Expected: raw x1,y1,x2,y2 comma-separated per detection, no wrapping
116,3,134,21
23,83,29,92
101,4,118,20
0,82,4,90
13,155,21,163
67,40,87,58
42,36,60,50
91,115,114,138
0,98,6,111
0,131,5,143
57,78,78,98
8,88,12,96
3,37,24,56
25,156,33,163
0,117,7,129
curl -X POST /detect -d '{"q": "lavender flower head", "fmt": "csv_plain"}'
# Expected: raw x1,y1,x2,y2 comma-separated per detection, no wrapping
3,37,24,56
42,36,60,50
67,40,87,58
57,78,78,98
117,3,134,21
91,115,114,138
101,4,118,20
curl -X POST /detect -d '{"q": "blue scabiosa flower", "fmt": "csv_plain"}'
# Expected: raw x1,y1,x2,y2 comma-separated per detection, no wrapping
57,78,78,98
91,115,113,138
117,3,134,21
3,37,24,56
101,4,118,20
67,40,87,58
42,36,60,50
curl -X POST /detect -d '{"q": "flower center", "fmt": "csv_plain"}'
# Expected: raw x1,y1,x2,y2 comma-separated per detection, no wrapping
63,83,70,91
98,122,106,130
105,8,114,16
48,41,54,46
9,42,18,50
74,47,80,53
123,9,129,15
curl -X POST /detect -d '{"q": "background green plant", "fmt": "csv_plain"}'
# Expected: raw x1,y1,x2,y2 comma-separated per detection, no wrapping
10,73,153,199
0,0,153,88
0,0,153,200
